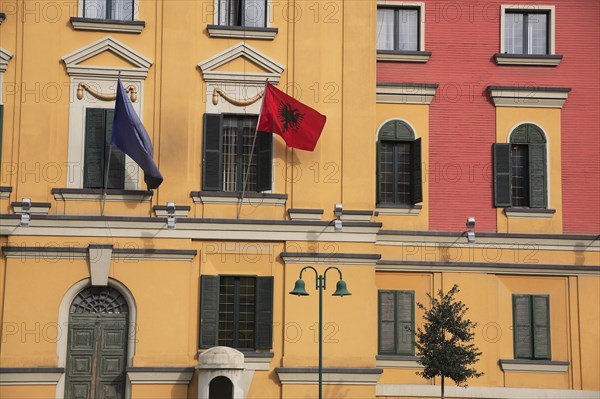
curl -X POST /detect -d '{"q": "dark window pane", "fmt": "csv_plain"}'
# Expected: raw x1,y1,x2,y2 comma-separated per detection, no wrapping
221,116,258,192
395,143,411,204
511,145,529,207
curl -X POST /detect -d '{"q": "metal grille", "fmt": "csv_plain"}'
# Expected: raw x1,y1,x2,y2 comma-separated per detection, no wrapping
70,287,128,314
221,116,258,192
511,145,529,207
218,276,256,349
379,141,411,205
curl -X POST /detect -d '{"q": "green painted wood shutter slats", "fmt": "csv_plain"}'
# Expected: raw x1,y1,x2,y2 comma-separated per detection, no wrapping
513,294,533,358
255,276,274,349
378,290,414,355
532,295,551,359
396,291,414,355
529,144,547,208
83,109,125,189
199,275,219,348
256,132,273,192
378,291,396,354
493,143,512,207
411,138,423,204
202,114,223,191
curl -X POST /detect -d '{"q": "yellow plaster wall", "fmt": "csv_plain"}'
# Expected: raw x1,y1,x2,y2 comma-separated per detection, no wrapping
495,107,563,234
0,385,57,399
131,384,188,399
283,264,377,368
375,103,430,231
282,384,375,399
578,276,600,390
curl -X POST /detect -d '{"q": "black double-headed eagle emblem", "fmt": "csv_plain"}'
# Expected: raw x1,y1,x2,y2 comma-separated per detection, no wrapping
278,101,304,133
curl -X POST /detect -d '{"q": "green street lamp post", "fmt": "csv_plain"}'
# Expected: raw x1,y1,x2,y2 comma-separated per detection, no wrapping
289,266,351,399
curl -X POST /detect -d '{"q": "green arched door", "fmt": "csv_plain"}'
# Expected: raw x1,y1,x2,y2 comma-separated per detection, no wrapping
65,287,129,399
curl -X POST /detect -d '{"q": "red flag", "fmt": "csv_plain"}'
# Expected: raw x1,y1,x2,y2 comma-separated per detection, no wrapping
257,83,326,151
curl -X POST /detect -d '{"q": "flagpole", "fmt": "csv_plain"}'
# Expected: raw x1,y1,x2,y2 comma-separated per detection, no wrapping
101,72,121,217
236,81,269,219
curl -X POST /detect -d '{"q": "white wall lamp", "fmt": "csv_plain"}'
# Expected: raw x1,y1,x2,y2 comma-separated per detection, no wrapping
333,203,343,232
20,198,31,227
166,202,176,229
466,216,476,244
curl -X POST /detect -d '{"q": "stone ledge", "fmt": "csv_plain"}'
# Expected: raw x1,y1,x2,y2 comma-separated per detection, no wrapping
191,191,287,206
52,188,153,202
276,367,382,385
505,208,556,219
0,367,64,385
206,24,278,40
499,359,569,373
377,50,431,63
126,367,195,384
494,53,562,66
70,17,145,33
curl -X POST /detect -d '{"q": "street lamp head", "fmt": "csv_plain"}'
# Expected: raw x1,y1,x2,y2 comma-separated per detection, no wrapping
332,279,351,297
289,279,309,296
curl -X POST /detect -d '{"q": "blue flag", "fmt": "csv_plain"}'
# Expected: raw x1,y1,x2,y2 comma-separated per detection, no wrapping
111,79,163,189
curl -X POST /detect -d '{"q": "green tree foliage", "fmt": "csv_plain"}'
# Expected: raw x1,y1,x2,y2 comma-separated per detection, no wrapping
415,284,483,399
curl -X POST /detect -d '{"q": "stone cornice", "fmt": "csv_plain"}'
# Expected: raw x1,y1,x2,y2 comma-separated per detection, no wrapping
2,245,198,261
488,86,571,108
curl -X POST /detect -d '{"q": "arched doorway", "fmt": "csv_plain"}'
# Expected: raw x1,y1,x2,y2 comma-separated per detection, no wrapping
209,376,233,399
65,286,129,399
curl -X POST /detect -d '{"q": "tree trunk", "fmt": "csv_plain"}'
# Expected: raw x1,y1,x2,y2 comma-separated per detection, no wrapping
441,375,445,399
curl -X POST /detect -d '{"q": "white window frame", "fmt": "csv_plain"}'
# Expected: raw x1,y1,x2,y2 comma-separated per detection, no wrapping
377,1,426,52
500,5,556,55
77,0,140,20
62,37,153,190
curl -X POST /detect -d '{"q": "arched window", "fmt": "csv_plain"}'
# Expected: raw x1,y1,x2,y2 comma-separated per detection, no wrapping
209,376,234,399
493,123,547,208
377,120,422,206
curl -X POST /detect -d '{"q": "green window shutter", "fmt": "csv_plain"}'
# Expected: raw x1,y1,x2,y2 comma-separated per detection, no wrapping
532,295,551,359
410,138,423,204
84,109,108,189
493,144,512,207
255,276,274,349
510,125,528,143
199,275,220,348
528,144,547,208
396,291,414,355
202,114,223,191
255,132,273,192
378,291,396,354
104,109,125,189
513,294,533,359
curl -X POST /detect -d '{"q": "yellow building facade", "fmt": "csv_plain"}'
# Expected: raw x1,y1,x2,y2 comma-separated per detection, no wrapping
0,1,598,398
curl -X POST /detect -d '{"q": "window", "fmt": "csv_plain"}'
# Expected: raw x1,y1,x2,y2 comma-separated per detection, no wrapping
377,120,422,206
493,124,547,208
377,7,420,51
378,290,415,355
218,0,267,28
82,0,134,20
83,108,126,189
202,114,272,192
505,11,549,55
513,294,550,359
200,275,274,350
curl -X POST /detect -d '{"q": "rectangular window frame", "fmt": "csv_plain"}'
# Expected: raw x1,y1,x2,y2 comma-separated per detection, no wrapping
377,2,425,52
500,5,555,55
199,274,273,351
80,0,137,21
378,290,415,356
512,294,551,360
214,0,270,28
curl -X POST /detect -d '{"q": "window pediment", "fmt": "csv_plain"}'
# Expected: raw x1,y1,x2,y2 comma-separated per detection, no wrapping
198,42,284,84
0,48,13,73
62,36,153,79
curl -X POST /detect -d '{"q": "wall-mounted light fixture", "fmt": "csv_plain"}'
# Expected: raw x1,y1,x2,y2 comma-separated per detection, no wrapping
167,202,176,229
20,198,31,227
333,203,343,232
466,216,475,244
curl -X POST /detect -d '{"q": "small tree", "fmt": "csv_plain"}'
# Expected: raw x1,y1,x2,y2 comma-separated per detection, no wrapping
415,284,483,399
